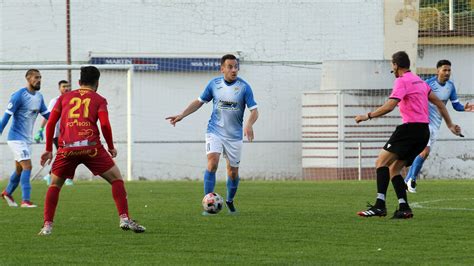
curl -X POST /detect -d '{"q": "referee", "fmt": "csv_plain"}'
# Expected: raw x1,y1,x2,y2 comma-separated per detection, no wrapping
355,51,462,219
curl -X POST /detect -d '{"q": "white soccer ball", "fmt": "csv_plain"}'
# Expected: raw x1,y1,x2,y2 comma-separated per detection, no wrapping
202,192,224,214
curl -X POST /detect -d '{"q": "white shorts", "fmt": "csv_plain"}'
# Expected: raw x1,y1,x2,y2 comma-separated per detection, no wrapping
205,133,243,167
7,141,32,162
427,124,439,147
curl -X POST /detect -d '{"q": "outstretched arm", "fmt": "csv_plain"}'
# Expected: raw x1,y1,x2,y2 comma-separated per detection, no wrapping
451,101,474,112
165,99,204,126
429,92,462,136
449,85,473,112
355,99,399,123
244,108,259,142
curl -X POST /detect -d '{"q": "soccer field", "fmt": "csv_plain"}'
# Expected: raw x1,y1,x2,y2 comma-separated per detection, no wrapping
1,180,473,264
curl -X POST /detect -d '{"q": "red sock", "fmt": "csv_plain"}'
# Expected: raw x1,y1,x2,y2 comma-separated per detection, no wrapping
111,179,129,218
44,186,61,223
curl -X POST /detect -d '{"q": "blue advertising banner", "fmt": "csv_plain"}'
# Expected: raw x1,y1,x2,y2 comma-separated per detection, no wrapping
89,57,224,72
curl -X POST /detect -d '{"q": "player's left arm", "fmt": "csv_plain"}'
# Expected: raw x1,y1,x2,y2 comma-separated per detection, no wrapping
39,96,50,119
34,97,50,142
463,102,474,112
244,85,258,142
244,109,258,142
449,85,474,112
429,91,462,136
98,109,116,157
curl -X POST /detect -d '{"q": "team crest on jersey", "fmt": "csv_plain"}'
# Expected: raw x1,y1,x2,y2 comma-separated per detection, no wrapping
78,89,90,96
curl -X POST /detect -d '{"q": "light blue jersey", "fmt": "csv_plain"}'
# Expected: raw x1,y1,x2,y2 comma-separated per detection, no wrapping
426,76,463,130
199,77,257,140
2,88,49,143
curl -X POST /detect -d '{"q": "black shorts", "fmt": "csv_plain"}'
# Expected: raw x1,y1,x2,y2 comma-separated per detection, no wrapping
383,123,429,166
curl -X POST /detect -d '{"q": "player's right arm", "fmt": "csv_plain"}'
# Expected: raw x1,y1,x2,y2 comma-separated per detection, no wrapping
0,92,22,135
166,99,204,126
0,113,11,135
166,81,214,126
41,96,63,166
41,109,61,166
355,99,399,123
428,91,461,136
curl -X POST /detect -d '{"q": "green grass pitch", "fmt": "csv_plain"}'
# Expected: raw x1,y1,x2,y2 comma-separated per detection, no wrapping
0,180,473,264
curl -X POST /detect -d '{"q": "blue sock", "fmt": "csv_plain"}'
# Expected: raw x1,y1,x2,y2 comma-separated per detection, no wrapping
5,171,21,195
226,176,240,202
20,170,32,201
203,170,216,195
406,155,425,182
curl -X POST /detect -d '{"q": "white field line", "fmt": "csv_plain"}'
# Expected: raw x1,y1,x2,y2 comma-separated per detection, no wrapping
411,198,474,211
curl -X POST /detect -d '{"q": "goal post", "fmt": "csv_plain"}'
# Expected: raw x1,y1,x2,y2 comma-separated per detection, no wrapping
0,64,135,181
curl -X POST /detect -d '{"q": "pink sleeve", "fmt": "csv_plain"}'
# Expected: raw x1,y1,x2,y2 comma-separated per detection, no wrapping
389,78,406,100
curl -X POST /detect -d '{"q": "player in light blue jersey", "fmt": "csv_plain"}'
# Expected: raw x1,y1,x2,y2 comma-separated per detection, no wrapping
166,54,259,215
405,60,474,193
0,69,50,207
35,80,74,186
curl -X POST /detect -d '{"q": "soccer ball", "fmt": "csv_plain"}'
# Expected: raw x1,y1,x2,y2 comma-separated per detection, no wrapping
202,192,224,214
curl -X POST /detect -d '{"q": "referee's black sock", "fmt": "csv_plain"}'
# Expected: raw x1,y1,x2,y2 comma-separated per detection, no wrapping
375,167,390,208
391,175,410,210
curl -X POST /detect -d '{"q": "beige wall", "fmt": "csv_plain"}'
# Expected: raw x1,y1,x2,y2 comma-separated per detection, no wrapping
384,0,420,71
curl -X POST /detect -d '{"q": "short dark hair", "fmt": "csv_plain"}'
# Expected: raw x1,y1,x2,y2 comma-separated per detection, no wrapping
25,69,40,78
436,59,451,68
58,80,69,86
221,54,237,66
79,66,100,86
391,51,410,69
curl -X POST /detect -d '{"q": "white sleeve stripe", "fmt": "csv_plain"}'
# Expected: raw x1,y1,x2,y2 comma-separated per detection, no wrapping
41,110,49,115
5,110,13,115
451,99,459,103
248,105,258,110
198,97,208,103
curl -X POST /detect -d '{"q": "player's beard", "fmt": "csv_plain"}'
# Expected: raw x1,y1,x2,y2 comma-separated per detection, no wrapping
33,84,41,91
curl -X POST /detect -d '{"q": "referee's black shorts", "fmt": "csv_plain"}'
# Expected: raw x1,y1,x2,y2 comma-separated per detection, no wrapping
383,123,430,166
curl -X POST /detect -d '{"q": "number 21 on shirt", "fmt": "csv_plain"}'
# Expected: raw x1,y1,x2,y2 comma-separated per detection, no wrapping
69,97,90,118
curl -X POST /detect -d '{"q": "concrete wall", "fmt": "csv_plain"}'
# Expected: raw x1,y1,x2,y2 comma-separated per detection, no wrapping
384,0,420,68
